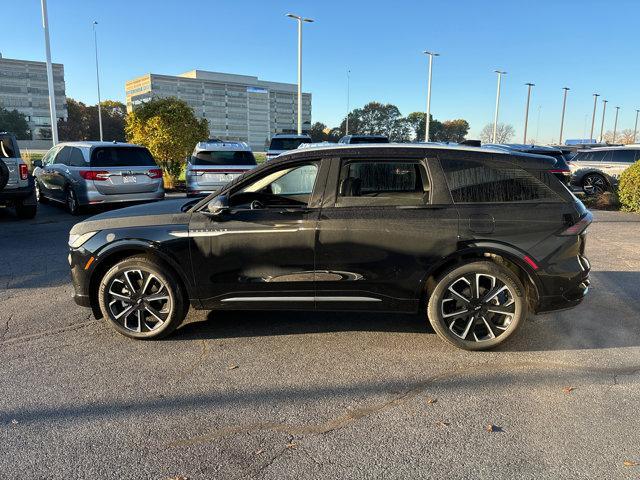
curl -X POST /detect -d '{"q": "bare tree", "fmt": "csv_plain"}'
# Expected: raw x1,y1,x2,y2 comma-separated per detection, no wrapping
603,129,635,144
479,123,515,143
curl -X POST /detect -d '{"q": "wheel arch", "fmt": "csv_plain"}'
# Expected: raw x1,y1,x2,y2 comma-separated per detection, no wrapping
419,243,542,313
88,240,194,319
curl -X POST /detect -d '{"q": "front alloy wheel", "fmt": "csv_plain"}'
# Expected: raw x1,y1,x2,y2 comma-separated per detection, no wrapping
427,261,527,350
98,257,186,339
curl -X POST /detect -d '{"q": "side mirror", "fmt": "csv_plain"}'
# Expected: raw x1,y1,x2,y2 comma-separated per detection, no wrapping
206,194,229,216
33,160,43,169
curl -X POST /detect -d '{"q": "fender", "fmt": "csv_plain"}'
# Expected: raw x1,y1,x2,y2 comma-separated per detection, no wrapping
90,238,197,299
418,240,543,302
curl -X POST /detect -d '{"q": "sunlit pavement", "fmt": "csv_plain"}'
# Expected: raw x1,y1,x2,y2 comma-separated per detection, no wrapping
0,201,639,479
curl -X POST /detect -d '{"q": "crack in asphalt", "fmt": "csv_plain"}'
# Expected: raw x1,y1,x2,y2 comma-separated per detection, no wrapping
0,314,12,341
0,318,100,347
166,361,640,449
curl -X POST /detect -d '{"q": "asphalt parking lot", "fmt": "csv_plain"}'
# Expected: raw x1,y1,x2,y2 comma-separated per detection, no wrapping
1,199,639,479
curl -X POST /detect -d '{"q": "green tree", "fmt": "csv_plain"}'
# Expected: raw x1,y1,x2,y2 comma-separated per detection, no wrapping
0,106,30,139
309,122,328,142
125,97,209,186
58,98,91,141
59,98,127,142
336,102,411,141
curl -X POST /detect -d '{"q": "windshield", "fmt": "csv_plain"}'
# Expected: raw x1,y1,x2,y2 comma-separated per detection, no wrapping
269,137,312,151
91,147,157,167
191,150,256,166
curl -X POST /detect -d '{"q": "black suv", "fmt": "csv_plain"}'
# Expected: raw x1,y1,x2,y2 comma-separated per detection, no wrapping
69,145,591,350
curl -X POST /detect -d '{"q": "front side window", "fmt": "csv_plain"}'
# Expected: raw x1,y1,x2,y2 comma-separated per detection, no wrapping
55,146,72,165
441,158,560,203
68,148,86,167
336,160,429,207
231,161,319,208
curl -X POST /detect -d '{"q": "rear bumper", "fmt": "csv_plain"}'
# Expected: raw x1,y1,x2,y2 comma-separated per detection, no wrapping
77,188,164,205
535,253,591,313
0,177,36,204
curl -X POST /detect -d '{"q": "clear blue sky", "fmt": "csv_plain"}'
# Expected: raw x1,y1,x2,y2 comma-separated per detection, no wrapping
4,0,639,143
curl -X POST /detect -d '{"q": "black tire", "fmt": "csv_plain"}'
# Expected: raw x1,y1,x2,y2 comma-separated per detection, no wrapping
0,159,8,192
98,256,187,339
427,261,527,351
65,186,82,215
15,200,37,219
582,173,608,196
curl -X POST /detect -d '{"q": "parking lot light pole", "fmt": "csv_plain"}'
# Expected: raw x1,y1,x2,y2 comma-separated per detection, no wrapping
40,0,58,145
346,69,350,135
559,87,570,145
523,83,534,144
286,13,314,135
492,70,506,143
634,109,639,144
590,93,600,142
93,21,103,141
599,99,608,143
423,51,439,142
612,106,620,143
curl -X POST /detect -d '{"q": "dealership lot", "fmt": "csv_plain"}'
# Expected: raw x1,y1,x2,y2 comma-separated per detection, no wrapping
0,201,639,479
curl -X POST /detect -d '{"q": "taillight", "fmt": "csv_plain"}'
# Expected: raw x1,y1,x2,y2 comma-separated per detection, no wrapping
148,168,163,179
79,170,110,181
19,163,28,180
559,212,593,236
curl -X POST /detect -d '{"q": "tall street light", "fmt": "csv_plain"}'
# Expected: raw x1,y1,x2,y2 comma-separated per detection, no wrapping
93,21,103,141
492,70,507,143
589,93,600,142
599,99,608,142
612,106,620,143
423,50,439,142
346,69,350,135
40,0,58,145
523,82,534,144
634,109,639,144
286,13,314,135
559,87,570,145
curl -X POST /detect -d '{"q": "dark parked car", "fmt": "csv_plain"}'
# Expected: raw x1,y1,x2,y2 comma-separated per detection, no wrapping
0,132,37,219
69,144,591,350
483,144,572,185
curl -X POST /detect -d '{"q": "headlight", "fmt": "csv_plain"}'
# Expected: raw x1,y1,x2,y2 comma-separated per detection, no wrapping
68,231,98,248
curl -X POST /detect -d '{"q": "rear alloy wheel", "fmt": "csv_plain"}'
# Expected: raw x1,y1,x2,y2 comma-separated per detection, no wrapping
98,257,186,339
427,261,527,351
65,187,81,215
582,173,608,196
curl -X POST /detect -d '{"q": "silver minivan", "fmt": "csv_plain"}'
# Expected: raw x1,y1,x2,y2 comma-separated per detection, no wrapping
33,142,164,214
185,140,256,196
569,146,639,195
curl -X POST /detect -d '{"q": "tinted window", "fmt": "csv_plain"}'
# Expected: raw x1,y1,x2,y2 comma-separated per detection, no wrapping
91,147,157,167
55,146,72,165
0,134,16,158
612,149,637,163
191,150,256,166
577,150,610,162
237,162,319,206
442,159,560,203
68,147,86,167
269,137,312,151
337,160,429,207
348,136,389,144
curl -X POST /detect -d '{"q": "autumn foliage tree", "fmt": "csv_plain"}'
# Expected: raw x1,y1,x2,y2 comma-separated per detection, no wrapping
125,97,209,186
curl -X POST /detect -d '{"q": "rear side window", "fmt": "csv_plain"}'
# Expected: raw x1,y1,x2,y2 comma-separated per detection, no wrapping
191,150,256,166
612,149,637,163
0,134,17,158
91,147,157,167
576,150,610,162
441,159,560,203
336,160,429,207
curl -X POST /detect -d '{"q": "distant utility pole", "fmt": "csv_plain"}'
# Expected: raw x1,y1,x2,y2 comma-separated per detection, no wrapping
345,69,350,135
599,99,608,143
423,51,439,142
535,106,542,142
634,109,639,144
612,106,620,143
492,70,507,143
40,0,58,145
93,21,103,141
559,87,570,145
590,93,600,142
286,13,314,135
523,83,534,144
